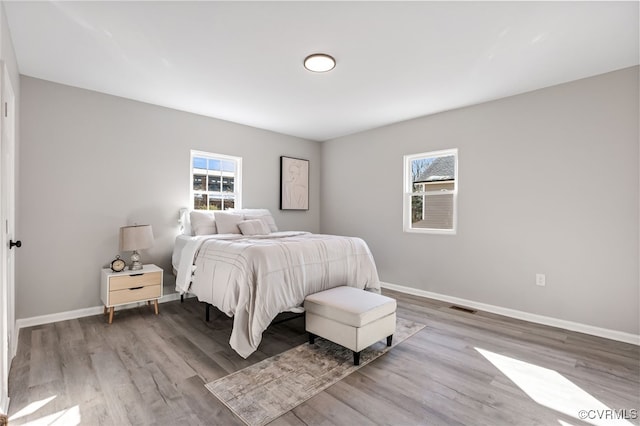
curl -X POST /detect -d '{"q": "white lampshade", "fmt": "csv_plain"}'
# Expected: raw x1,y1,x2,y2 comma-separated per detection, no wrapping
119,225,154,251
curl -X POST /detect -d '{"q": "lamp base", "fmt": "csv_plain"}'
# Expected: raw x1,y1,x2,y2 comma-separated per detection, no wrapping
129,250,143,271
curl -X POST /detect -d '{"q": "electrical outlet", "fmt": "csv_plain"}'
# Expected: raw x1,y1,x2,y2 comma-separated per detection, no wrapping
536,273,546,287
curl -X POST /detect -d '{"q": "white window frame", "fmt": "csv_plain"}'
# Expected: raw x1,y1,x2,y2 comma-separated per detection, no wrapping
190,150,242,211
403,148,458,235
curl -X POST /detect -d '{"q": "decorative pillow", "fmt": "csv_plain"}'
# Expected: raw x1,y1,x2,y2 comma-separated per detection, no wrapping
244,214,278,232
238,219,271,236
215,212,243,234
190,210,217,236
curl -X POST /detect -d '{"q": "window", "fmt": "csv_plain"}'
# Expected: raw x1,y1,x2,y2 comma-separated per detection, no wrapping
404,149,458,234
191,150,242,211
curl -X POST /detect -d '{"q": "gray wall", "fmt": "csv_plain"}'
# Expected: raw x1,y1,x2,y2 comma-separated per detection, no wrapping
17,68,640,336
321,67,639,335
17,76,320,319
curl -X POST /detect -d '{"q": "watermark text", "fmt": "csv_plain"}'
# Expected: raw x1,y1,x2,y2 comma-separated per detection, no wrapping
578,409,638,421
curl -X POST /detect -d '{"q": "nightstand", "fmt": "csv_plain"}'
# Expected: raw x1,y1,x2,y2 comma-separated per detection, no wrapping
101,264,163,324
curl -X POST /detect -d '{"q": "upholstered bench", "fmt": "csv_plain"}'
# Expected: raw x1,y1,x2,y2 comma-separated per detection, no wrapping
304,286,397,365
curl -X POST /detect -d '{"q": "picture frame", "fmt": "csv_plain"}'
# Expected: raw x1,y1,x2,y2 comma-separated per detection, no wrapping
280,156,309,210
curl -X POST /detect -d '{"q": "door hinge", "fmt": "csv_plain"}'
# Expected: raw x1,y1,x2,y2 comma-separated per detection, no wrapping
4,102,6,118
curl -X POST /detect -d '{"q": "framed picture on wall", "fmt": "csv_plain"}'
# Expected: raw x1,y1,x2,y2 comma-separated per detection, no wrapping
280,156,309,210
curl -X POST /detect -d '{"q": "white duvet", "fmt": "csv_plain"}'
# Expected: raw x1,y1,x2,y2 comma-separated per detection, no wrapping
173,232,380,358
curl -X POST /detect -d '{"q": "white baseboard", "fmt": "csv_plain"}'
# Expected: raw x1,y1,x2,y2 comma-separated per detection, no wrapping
0,397,8,418
15,292,188,331
11,327,17,359
381,282,640,346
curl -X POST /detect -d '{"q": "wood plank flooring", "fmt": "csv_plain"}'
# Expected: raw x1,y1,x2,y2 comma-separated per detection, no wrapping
7,289,639,425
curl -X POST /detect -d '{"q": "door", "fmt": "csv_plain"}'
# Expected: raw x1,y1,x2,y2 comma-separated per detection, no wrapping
0,61,16,416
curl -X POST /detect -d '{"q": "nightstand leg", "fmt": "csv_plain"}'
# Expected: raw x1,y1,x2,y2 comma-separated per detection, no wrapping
154,299,159,315
103,306,108,316
108,307,114,324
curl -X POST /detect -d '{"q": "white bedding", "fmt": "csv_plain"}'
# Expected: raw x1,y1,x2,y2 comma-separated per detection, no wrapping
173,232,381,358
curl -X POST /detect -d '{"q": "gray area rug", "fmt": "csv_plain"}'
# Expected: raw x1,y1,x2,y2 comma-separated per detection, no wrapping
206,317,425,426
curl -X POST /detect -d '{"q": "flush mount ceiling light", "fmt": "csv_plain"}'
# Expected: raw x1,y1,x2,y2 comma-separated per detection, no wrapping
303,53,336,73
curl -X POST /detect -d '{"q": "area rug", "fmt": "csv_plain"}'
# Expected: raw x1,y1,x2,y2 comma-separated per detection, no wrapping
205,317,425,426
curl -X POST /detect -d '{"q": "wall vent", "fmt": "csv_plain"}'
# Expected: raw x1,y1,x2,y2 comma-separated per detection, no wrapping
449,305,477,314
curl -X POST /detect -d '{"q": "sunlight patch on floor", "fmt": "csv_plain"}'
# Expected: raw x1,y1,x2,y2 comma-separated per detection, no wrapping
475,348,633,426
22,405,80,426
9,395,56,421
9,395,80,426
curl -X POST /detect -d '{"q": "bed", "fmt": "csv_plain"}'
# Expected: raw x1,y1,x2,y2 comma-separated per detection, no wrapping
172,208,381,358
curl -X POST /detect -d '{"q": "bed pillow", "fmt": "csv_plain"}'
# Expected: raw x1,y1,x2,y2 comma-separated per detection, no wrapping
244,214,278,232
215,212,243,234
238,219,271,236
190,210,217,236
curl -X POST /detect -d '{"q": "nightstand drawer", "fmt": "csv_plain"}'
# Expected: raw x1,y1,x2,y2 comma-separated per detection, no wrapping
110,284,161,305
109,271,162,291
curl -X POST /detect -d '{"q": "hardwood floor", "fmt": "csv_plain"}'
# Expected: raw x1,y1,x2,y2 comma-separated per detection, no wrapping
7,289,639,425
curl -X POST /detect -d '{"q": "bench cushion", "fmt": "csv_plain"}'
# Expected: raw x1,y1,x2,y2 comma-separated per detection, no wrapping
304,286,396,328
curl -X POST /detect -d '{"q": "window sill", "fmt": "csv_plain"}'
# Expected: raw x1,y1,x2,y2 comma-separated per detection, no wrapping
404,227,457,235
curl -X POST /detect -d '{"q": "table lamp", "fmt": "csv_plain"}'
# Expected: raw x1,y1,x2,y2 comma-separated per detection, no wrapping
119,224,154,271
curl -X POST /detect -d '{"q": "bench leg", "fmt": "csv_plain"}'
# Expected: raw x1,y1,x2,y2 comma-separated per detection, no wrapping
353,351,361,366
205,304,210,322
308,332,316,344
387,335,393,346
180,294,184,303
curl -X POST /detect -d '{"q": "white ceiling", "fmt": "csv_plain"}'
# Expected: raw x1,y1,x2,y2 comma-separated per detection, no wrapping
5,1,639,141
